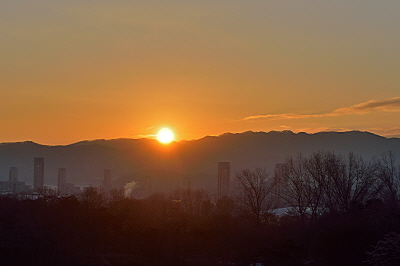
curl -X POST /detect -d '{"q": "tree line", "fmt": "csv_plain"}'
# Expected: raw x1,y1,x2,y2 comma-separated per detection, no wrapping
236,151,400,226
0,151,399,265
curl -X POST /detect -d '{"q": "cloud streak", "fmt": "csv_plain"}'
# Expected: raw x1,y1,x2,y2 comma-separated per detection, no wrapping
333,97,400,114
243,97,400,121
369,126,400,137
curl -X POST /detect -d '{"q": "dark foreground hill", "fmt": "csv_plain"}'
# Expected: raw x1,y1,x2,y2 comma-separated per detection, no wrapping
1,130,399,193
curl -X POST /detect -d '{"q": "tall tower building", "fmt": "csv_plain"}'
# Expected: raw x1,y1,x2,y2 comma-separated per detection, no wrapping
103,169,112,192
9,167,18,183
9,167,18,193
218,162,230,198
33,157,44,191
58,168,67,195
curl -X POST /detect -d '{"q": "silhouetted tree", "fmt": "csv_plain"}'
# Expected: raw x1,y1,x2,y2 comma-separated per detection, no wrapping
278,154,323,223
366,231,400,266
277,151,380,223
169,187,211,217
80,186,105,209
306,151,378,213
375,152,400,212
236,168,276,226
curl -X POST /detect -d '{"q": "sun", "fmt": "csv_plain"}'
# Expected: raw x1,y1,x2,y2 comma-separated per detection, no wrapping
156,128,175,144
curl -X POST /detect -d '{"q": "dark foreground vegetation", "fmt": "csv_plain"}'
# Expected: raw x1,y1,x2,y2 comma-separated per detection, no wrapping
1,151,400,266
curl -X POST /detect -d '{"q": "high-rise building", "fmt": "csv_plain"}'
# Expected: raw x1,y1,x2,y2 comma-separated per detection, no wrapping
9,167,18,183
33,157,44,191
9,167,18,193
218,162,230,198
58,168,67,195
103,169,112,191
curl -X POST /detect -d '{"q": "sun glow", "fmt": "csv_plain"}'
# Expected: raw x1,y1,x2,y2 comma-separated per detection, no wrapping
156,128,175,144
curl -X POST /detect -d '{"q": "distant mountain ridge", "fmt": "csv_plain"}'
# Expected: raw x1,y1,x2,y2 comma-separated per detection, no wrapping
1,131,399,193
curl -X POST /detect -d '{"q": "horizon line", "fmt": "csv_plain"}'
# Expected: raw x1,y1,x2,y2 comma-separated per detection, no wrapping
1,129,398,147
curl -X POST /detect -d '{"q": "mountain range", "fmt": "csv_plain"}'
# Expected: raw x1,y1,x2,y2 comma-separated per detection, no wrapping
1,130,399,194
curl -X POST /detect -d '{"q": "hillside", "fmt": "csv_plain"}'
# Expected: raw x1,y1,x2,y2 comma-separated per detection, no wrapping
1,131,399,193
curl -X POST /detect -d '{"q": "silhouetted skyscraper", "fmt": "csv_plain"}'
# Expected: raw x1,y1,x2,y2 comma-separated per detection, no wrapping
9,167,18,183
218,162,230,198
58,168,66,195
9,167,18,193
34,157,44,191
103,169,112,191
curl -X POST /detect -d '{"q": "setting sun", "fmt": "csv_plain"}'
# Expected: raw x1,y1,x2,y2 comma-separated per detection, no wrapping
156,128,175,144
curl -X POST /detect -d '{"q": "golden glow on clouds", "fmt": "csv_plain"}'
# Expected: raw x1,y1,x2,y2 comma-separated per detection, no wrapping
243,97,400,121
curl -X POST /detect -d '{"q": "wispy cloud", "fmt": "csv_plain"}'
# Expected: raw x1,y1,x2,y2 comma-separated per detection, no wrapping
243,113,328,120
137,134,156,138
243,97,400,121
294,127,353,134
333,97,400,114
369,126,400,137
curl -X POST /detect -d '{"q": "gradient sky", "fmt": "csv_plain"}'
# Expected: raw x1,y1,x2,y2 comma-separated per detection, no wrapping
1,1,400,145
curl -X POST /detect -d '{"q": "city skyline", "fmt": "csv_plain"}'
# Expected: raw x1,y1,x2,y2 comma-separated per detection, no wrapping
2,1,400,145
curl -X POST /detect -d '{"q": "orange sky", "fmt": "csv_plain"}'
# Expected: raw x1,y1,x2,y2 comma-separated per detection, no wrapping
1,1,400,145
